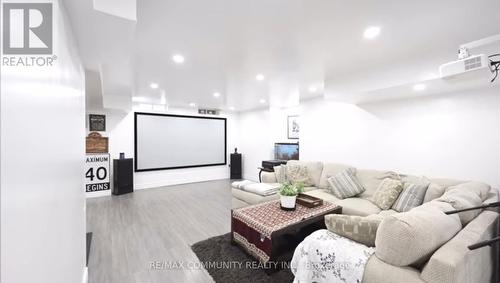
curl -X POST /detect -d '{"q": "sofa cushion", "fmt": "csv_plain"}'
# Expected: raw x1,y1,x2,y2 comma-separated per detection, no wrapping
337,198,382,216
232,197,249,209
318,162,352,189
392,182,429,212
429,178,466,188
437,189,483,225
484,188,499,212
371,178,403,210
303,189,339,203
375,201,462,267
445,181,491,201
400,174,429,184
423,183,446,203
363,256,425,283
327,168,365,199
356,169,389,200
286,160,323,187
302,186,317,192
324,214,382,247
420,210,499,283
377,209,399,217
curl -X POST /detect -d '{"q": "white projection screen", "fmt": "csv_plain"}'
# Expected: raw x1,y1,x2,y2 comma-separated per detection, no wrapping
134,113,227,171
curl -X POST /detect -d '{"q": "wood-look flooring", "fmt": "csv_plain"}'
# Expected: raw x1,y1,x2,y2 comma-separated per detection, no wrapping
86,179,232,283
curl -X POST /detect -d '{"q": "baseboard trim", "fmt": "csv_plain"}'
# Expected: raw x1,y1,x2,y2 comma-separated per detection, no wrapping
82,267,88,283
134,177,229,190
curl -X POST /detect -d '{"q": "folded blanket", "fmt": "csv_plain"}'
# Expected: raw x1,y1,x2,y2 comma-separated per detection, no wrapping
231,180,255,189
243,183,280,196
231,181,280,196
291,229,375,283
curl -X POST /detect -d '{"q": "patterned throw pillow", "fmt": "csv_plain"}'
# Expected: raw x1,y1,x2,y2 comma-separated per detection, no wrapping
324,214,382,247
392,182,429,212
285,164,313,186
326,168,365,199
371,178,403,210
273,165,287,183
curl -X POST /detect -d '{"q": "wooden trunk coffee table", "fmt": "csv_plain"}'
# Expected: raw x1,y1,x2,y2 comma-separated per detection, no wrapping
231,200,341,267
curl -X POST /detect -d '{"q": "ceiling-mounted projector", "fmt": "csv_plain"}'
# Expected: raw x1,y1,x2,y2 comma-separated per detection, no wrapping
439,54,491,79
439,34,499,82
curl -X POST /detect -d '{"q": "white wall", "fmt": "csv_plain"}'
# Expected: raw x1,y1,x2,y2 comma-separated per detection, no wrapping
237,106,300,181
1,1,86,283
300,87,500,187
236,87,500,188
85,106,238,197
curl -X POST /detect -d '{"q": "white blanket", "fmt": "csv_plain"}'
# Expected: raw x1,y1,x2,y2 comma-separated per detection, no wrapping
231,180,254,189
231,181,280,196
291,229,375,283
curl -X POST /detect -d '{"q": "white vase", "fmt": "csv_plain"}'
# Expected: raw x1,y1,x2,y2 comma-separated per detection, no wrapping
280,195,297,209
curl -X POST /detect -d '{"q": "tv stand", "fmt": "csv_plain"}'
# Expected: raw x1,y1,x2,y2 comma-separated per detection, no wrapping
258,160,288,182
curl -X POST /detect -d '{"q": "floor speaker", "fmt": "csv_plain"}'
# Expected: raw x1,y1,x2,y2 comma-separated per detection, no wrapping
113,158,134,195
230,153,242,179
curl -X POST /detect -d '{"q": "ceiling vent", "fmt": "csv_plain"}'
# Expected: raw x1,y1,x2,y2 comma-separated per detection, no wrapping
198,109,219,115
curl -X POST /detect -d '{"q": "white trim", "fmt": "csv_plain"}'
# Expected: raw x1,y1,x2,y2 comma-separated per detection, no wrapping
82,267,88,283
85,178,230,198
134,177,228,190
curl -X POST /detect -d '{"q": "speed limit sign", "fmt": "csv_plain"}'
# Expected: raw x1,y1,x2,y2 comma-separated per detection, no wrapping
85,153,110,192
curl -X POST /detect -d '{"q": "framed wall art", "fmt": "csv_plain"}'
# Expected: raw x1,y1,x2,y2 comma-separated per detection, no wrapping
89,114,106,131
287,115,300,139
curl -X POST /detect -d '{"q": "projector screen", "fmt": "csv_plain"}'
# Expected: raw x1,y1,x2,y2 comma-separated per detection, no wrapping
134,113,226,171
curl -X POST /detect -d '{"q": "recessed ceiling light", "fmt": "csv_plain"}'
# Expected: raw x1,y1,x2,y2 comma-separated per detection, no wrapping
363,26,381,39
213,92,221,98
189,102,196,107
229,106,235,111
259,98,266,104
150,83,159,89
256,74,265,81
413,83,427,91
308,86,317,93
172,54,185,64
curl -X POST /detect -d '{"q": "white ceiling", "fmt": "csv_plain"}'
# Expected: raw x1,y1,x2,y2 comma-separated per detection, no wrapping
65,0,500,112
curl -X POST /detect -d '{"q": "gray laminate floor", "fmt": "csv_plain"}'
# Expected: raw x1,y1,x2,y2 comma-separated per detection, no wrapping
86,179,232,283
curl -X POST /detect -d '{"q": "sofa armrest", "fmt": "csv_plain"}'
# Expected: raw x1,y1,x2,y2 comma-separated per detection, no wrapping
261,171,277,183
363,255,424,283
421,210,499,283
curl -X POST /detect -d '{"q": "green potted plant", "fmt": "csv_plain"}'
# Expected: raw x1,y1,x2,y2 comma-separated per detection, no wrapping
278,182,305,209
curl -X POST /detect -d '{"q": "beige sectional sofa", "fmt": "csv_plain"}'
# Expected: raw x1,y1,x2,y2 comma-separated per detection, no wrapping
231,160,500,283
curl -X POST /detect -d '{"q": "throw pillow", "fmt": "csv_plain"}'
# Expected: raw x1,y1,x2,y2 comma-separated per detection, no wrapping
371,178,403,210
375,201,462,266
326,168,365,199
376,171,402,180
274,165,287,183
285,164,314,186
324,214,382,247
437,189,483,225
392,182,429,212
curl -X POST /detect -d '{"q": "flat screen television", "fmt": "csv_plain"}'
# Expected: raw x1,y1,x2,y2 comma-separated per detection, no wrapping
274,143,299,160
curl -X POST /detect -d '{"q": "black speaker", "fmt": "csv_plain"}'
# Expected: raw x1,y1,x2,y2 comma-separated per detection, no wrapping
113,158,134,195
230,153,242,179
